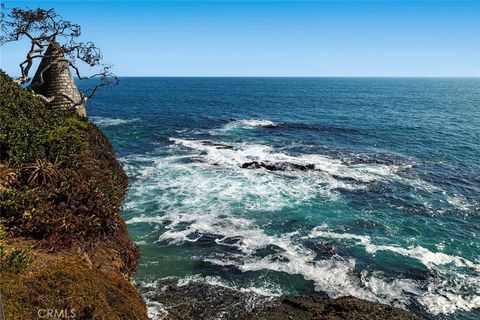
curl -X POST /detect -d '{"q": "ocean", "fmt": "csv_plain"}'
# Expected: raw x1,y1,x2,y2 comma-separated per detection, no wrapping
82,77,480,320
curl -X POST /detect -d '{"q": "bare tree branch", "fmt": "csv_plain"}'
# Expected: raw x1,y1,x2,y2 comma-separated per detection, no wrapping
0,4,117,108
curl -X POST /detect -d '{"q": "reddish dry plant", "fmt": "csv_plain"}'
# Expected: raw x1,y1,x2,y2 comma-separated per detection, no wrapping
22,158,65,186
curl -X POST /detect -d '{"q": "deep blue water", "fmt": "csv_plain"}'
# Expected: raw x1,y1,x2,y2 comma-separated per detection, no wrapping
82,78,480,320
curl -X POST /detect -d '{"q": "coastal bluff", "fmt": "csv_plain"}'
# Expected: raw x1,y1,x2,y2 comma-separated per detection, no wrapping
0,70,148,319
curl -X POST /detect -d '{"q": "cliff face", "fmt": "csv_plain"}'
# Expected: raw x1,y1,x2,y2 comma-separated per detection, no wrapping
0,71,148,319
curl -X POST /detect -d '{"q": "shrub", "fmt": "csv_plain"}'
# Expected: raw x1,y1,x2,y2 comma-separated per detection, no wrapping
0,70,87,163
0,126,128,248
0,223,33,273
3,247,33,273
0,70,129,250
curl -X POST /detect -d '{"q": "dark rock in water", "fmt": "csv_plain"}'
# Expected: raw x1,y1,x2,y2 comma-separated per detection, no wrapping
290,163,315,171
185,232,224,246
253,244,286,258
241,161,280,171
263,124,279,128
241,161,316,172
305,241,349,260
278,296,421,320
241,161,263,169
217,236,242,245
142,281,421,320
200,140,237,150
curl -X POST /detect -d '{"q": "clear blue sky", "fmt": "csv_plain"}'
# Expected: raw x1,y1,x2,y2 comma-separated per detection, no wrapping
1,1,479,77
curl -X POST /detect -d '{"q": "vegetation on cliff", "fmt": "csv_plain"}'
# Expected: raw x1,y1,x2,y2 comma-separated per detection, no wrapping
0,71,147,319
0,70,129,247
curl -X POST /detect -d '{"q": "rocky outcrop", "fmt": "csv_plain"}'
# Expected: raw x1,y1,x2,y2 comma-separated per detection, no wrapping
241,161,316,171
141,281,421,320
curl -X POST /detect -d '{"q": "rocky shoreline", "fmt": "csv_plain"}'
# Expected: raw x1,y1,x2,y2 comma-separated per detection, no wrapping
141,280,421,320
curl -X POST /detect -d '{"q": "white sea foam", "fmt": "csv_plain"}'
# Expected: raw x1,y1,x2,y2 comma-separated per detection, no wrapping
170,138,417,186
176,274,284,297
90,116,139,127
204,231,420,309
227,119,279,128
126,215,167,225
446,194,477,213
308,226,480,272
137,206,420,308
170,137,470,215
416,271,480,315
209,119,279,135
122,149,333,216
305,226,480,314
145,301,168,320
127,202,420,309
419,288,480,315
129,199,480,316
202,223,480,315
123,138,480,317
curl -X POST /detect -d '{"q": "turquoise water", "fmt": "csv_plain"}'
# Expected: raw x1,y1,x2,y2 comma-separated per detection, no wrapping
84,78,480,319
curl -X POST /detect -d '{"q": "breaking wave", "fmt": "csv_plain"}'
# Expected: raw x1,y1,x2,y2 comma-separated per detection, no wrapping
90,116,140,127
225,119,279,128
308,226,480,272
169,137,423,187
122,135,479,318
128,209,480,315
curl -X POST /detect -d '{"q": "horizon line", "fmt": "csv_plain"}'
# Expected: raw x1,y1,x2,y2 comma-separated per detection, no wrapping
6,73,480,79
96,75,480,78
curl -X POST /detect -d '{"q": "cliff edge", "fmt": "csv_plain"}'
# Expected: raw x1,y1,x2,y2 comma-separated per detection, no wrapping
0,70,148,319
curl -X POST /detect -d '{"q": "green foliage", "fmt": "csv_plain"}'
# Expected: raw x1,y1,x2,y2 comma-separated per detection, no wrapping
0,223,33,273
3,247,33,273
0,70,88,163
0,70,129,249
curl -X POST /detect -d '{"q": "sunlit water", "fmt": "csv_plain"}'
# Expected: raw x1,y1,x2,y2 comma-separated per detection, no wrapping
82,78,480,320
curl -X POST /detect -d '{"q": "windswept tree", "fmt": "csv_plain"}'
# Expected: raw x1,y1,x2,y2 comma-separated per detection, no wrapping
0,4,117,110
